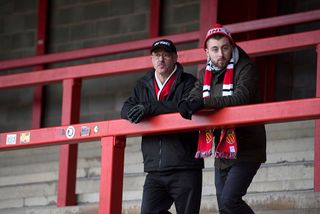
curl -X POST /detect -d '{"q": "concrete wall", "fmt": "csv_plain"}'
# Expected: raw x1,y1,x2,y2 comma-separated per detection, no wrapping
0,0,200,132
0,0,319,132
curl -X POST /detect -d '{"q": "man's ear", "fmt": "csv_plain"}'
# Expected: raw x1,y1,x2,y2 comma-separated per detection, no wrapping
205,48,210,58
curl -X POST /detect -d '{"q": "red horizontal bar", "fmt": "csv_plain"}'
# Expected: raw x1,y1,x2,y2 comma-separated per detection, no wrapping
0,32,198,71
1,98,319,151
0,30,319,89
239,29,320,57
1,10,319,70
0,121,108,150
226,9,320,33
108,98,320,136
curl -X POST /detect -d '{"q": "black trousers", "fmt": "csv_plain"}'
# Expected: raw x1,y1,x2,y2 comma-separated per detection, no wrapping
215,161,261,214
140,169,202,214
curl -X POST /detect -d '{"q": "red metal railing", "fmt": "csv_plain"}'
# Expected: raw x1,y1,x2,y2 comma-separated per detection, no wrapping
1,98,320,213
1,30,319,89
1,9,320,71
0,9,320,214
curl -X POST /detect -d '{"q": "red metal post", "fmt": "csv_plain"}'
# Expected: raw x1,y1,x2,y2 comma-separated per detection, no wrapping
149,0,161,37
199,0,218,48
315,44,320,192
198,0,218,71
99,136,126,214
57,78,82,206
32,0,48,128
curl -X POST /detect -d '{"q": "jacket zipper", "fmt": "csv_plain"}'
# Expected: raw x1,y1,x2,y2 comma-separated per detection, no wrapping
158,139,162,168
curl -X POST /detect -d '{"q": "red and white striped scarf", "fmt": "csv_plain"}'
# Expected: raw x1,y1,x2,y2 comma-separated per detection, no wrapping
195,58,238,159
154,66,177,101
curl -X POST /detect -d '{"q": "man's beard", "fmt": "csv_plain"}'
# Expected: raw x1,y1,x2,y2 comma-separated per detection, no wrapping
213,58,228,69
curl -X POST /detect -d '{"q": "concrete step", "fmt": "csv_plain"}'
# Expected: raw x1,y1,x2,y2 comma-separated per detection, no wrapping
0,138,141,167
0,120,314,165
0,134,313,179
0,158,314,194
265,120,314,140
0,190,319,214
0,161,314,205
0,131,314,189
200,190,320,214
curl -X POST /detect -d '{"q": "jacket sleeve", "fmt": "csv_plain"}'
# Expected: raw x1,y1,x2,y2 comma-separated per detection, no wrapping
120,83,141,119
205,62,258,109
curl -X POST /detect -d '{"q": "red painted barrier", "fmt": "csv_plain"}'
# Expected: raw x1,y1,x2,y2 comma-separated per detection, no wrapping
1,9,320,71
1,98,320,213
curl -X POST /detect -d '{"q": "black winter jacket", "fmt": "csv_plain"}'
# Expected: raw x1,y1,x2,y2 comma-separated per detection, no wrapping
188,46,266,168
121,63,204,172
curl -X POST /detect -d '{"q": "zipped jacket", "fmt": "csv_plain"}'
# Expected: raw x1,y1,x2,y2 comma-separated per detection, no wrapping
121,63,204,172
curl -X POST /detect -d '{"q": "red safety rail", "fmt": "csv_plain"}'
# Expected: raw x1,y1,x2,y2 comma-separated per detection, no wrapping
1,98,320,213
1,9,320,71
1,9,320,214
0,30,319,89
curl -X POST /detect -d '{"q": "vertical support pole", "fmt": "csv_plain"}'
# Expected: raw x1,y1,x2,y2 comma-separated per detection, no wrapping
57,78,82,206
197,0,218,71
149,0,161,37
315,44,320,192
32,0,48,129
99,136,126,214
254,0,277,102
199,0,218,48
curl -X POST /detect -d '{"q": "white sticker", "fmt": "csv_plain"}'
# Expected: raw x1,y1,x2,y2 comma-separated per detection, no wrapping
6,134,17,145
80,126,90,136
93,125,99,134
66,126,75,139
230,146,235,153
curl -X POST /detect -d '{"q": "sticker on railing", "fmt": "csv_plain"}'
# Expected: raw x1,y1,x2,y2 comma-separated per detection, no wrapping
81,126,90,136
93,125,99,134
20,132,30,144
66,126,75,139
6,134,17,145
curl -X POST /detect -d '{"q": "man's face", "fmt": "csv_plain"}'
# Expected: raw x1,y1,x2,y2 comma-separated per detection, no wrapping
205,36,232,69
151,48,177,76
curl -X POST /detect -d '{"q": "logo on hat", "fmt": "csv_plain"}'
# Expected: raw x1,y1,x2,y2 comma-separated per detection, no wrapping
151,39,177,53
204,24,234,49
206,27,231,38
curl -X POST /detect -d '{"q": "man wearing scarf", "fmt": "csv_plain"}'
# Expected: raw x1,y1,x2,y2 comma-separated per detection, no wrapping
178,24,266,214
121,39,204,214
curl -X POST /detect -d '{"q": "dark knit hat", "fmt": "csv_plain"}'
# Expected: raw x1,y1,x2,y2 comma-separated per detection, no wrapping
204,24,234,49
151,39,177,54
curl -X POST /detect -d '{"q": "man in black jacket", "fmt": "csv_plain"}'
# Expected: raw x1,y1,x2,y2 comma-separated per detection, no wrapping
121,39,204,214
178,24,266,214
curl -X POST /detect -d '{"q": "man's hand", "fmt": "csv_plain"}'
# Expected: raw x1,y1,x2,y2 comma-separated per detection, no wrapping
177,98,204,120
189,98,204,112
127,104,145,123
177,100,192,120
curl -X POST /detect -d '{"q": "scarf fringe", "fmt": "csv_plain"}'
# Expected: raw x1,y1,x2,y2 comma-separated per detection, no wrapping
214,151,237,159
195,150,212,158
